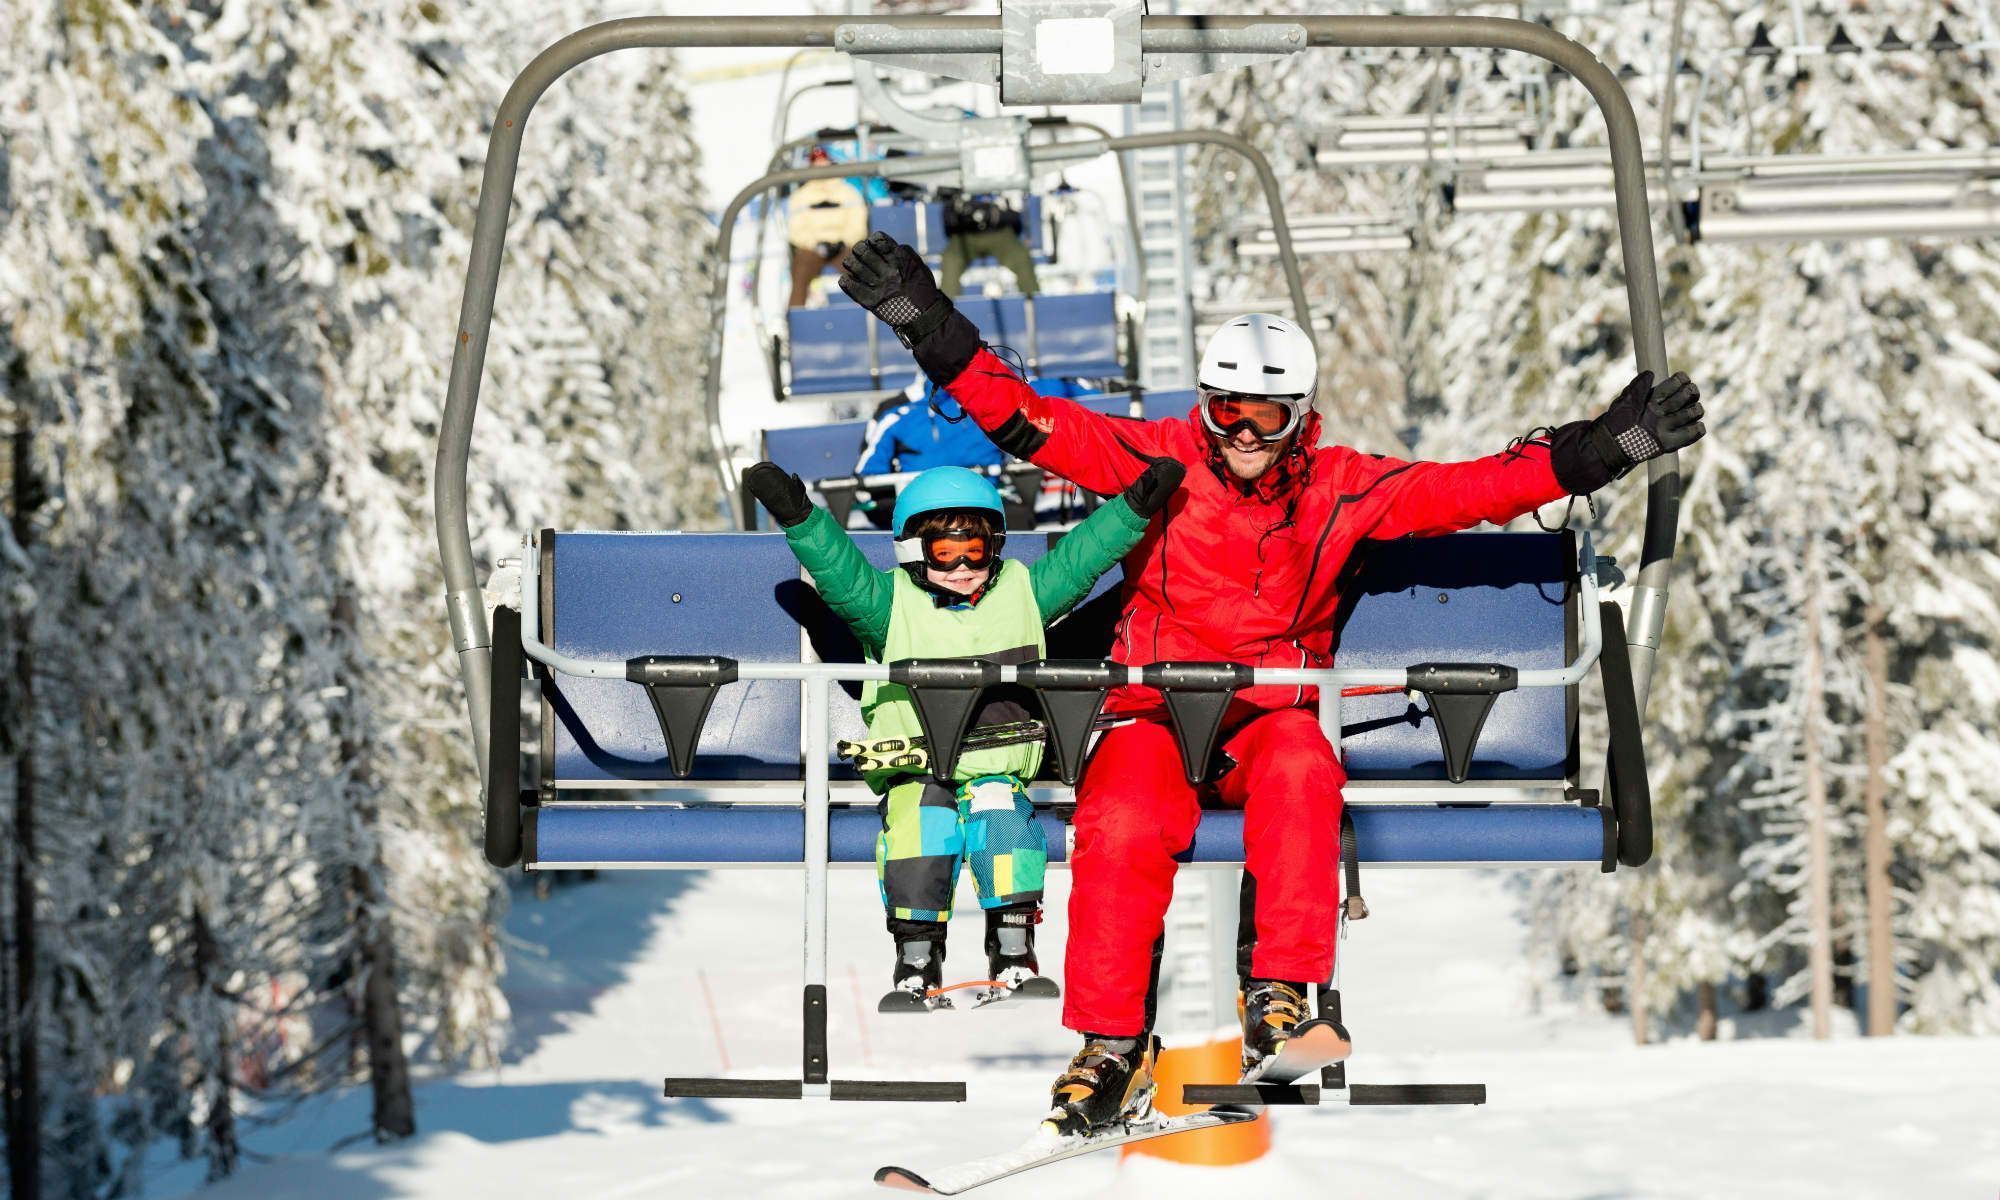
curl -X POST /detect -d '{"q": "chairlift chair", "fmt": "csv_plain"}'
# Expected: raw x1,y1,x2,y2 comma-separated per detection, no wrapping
436,4,1685,1109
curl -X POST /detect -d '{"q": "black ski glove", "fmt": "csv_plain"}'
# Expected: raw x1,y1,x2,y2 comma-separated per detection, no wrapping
1121,458,1187,518
1550,371,1705,495
839,232,982,383
743,461,813,528
839,232,951,346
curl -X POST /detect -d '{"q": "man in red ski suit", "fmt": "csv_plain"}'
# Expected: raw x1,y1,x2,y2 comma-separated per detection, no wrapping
837,233,1704,1136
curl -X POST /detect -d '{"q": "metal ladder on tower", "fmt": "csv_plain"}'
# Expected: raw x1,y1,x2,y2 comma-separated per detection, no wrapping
1122,54,1199,390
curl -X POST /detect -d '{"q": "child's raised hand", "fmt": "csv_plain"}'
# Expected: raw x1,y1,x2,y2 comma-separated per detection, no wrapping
744,461,814,528
1121,457,1187,517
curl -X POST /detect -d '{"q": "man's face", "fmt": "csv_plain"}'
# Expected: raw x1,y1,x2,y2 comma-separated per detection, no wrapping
1213,424,1295,483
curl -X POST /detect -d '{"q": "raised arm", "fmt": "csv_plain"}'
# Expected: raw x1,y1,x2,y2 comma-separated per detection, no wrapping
1028,459,1186,621
743,463,893,656
838,233,1176,495
1356,371,1706,540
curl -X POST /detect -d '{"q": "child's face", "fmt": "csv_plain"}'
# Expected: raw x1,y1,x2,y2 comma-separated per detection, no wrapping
924,561,991,595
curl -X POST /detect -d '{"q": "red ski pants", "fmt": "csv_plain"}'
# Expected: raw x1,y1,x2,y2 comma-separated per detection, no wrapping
1061,706,1347,1036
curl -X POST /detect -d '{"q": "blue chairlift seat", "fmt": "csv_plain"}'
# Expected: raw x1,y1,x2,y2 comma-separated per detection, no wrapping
762,421,870,482
785,300,920,396
1139,388,1197,423
787,290,1122,397
523,528,1606,868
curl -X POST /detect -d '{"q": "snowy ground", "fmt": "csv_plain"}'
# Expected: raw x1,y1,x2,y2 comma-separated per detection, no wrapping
151,865,2000,1200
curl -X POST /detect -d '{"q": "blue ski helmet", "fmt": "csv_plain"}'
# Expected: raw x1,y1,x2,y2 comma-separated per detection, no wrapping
891,467,1006,538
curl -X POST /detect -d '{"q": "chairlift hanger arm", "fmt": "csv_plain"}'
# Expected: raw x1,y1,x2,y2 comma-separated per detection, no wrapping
437,10,1677,785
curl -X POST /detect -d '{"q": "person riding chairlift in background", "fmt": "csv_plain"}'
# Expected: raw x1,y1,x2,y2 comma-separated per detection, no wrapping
937,188,1040,298
785,146,869,309
856,377,1103,478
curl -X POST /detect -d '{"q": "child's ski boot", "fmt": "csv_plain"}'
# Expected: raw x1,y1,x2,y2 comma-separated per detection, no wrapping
878,937,949,1013
975,906,1059,1005
1040,1034,1161,1139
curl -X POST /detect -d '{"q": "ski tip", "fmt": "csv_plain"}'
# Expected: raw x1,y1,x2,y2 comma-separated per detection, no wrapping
877,991,933,1014
1011,976,1061,999
874,1165,935,1193
1292,1019,1353,1061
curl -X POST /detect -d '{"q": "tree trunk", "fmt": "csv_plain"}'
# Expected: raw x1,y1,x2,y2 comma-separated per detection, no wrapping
7,389,42,1200
1744,972,1769,1012
332,587,415,1141
1862,605,1895,1036
358,895,415,1140
1803,534,1833,1040
1628,908,1649,1044
192,908,238,1180
1833,939,1857,1012
1696,981,1718,1041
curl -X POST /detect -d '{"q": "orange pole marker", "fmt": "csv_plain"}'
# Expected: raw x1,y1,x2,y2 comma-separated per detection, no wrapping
1123,1034,1271,1167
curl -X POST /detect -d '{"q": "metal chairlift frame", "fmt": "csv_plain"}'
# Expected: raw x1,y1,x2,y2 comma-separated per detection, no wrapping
438,4,1677,814
432,7,1680,1102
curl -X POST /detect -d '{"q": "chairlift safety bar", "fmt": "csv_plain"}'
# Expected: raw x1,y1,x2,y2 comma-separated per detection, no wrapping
511,528,1604,754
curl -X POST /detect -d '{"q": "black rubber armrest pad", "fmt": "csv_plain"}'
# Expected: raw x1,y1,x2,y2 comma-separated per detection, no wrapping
1142,661,1255,690
1406,662,1518,694
1017,659,1125,689
626,655,740,686
888,658,1002,688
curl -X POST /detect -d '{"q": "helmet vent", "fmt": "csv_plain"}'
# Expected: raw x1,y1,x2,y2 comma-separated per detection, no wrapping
1215,360,1237,370
1262,364,1285,374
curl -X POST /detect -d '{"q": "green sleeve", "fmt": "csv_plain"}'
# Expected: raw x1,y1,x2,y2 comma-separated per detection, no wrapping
783,507,895,657
1028,495,1150,622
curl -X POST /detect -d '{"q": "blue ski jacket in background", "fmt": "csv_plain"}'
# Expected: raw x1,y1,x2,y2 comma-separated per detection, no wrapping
857,380,1102,475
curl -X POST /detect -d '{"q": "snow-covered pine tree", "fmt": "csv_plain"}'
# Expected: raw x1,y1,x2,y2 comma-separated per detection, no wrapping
1182,0,2000,1038
1396,1,2000,1037
1184,11,1437,455
1,0,712,1187
2,2,359,1187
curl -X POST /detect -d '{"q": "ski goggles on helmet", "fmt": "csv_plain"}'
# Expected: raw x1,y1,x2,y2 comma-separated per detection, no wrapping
895,527,1000,572
1197,387,1307,443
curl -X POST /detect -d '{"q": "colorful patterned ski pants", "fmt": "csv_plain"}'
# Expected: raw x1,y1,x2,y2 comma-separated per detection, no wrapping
876,774,1047,922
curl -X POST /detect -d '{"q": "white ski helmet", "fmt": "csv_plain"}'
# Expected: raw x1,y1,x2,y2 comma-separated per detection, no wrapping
1195,314,1318,441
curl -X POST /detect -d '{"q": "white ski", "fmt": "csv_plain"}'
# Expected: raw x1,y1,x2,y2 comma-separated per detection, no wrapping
874,1019,1351,1194
873,1109,1258,1195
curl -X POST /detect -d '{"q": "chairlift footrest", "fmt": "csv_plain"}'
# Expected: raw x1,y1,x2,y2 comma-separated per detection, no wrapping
662,1077,966,1102
1347,1083,1487,1106
1181,1083,1322,1106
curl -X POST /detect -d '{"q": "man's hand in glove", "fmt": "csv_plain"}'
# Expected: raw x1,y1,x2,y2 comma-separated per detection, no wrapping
1122,458,1187,518
743,461,814,528
838,232,952,348
1551,371,1705,494
1592,371,1704,472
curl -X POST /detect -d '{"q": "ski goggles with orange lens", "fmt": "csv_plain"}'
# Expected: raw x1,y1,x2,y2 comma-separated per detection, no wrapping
1198,387,1306,443
914,527,997,571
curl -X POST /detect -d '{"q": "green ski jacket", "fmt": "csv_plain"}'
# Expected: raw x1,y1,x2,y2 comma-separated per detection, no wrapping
780,495,1150,789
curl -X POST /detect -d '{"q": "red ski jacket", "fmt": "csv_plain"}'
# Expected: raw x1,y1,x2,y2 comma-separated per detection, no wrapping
943,349,1574,713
